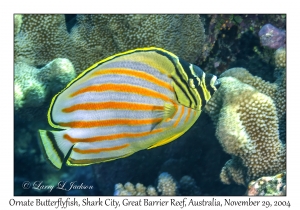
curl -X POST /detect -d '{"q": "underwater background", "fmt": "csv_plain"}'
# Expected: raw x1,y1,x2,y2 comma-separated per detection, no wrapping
14,14,286,196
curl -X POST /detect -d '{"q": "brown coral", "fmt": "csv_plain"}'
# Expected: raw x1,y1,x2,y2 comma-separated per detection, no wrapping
274,47,286,69
205,70,286,185
70,14,206,74
15,14,205,75
114,172,178,196
221,68,286,135
15,14,70,66
14,14,206,117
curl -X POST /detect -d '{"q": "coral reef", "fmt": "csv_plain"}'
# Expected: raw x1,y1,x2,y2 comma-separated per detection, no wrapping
14,14,23,36
205,67,286,185
157,172,177,195
274,47,286,69
179,175,201,195
70,14,205,72
14,58,76,111
114,172,202,196
200,14,286,79
15,14,205,75
114,172,177,196
114,183,155,196
246,172,286,196
259,24,286,49
14,15,70,67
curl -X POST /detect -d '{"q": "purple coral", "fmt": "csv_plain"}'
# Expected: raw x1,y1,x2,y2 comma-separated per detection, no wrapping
258,23,286,49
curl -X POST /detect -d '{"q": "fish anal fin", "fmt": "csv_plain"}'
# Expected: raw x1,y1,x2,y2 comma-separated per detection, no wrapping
66,152,134,166
38,130,73,169
147,131,185,149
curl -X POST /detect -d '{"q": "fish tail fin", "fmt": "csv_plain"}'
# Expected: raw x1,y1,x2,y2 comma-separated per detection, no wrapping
38,130,73,169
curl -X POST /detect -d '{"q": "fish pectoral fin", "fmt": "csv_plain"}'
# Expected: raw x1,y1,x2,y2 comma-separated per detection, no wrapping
147,131,185,149
153,103,177,129
38,130,74,169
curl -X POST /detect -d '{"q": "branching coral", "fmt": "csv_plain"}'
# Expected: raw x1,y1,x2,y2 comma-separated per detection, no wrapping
205,68,286,185
157,172,177,196
114,182,156,196
114,172,177,196
113,172,202,196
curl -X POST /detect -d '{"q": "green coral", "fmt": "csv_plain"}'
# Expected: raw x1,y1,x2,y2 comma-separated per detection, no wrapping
14,14,23,36
14,58,76,111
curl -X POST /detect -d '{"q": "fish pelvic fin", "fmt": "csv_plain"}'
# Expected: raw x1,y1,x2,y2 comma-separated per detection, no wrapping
38,130,73,169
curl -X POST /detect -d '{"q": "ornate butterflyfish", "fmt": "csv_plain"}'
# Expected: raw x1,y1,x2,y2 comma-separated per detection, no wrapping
38,47,221,169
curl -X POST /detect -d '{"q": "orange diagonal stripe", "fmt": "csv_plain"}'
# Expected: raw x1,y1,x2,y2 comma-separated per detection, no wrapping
92,68,173,91
62,102,164,113
70,84,171,102
59,118,162,128
73,143,130,154
184,108,191,123
63,128,164,143
173,106,185,127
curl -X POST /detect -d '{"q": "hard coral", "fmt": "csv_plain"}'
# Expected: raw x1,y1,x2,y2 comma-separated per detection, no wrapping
113,172,187,196
14,14,206,114
70,14,205,73
14,14,23,36
246,172,286,196
205,69,286,185
157,172,177,196
15,14,69,67
14,58,76,111
15,14,205,75
274,47,286,69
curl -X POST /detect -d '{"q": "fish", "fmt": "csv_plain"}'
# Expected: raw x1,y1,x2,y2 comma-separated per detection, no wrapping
38,47,221,169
